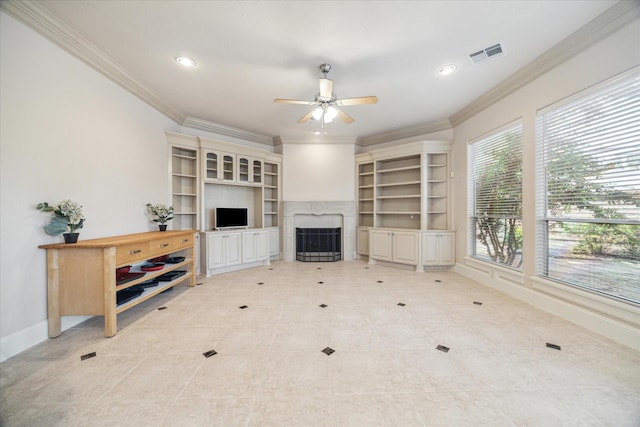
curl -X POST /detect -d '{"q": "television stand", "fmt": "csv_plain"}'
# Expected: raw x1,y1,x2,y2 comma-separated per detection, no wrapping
200,228,270,276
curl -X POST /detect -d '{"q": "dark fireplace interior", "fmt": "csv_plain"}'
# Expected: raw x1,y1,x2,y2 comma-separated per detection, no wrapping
296,228,341,262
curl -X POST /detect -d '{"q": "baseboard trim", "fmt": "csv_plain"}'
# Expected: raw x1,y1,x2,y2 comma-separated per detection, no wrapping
455,261,640,351
0,316,91,362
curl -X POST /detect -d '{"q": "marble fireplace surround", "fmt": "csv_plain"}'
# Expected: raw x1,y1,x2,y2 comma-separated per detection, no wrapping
283,201,356,262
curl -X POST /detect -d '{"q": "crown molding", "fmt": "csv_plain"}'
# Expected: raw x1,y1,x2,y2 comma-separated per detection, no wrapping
182,117,274,146
0,0,281,145
4,0,636,145
1,0,187,125
358,120,452,146
449,0,640,127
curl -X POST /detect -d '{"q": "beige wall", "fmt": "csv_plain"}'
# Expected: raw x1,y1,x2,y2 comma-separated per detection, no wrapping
282,142,356,202
451,18,640,348
0,12,180,359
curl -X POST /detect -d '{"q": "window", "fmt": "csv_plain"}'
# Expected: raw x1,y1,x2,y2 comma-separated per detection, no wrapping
537,68,640,304
468,124,523,270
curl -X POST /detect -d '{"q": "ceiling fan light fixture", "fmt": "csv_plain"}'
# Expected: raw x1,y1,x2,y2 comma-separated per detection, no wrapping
312,107,324,120
438,64,456,75
176,56,196,68
275,63,378,129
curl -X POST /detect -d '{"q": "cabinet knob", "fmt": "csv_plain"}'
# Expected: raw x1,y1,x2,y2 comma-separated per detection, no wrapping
128,249,142,255
160,243,169,248
182,239,189,243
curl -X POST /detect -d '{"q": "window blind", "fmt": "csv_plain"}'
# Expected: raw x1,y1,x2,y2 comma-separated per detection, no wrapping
538,72,640,222
468,124,523,269
470,126,523,219
536,67,640,304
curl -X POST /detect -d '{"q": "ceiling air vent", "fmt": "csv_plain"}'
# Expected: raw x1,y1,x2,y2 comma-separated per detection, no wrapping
468,43,504,65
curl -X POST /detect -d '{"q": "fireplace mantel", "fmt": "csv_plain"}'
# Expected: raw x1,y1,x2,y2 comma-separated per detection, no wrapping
283,201,356,261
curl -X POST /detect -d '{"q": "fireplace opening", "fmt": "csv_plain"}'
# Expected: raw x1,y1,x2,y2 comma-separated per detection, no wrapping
296,228,341,262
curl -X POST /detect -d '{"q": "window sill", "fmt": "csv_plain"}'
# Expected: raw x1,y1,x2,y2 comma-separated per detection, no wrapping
463,257,525,285
530,276,640,327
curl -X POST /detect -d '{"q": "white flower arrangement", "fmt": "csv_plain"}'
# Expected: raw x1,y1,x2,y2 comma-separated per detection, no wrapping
36,200,85,235
146,203,174,224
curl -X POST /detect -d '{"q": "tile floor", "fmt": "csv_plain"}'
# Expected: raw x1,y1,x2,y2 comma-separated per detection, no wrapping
1,260,639,426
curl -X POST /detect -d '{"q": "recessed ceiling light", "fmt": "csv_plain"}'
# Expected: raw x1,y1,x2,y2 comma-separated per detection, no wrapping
176,56,196,68
438,65,457,75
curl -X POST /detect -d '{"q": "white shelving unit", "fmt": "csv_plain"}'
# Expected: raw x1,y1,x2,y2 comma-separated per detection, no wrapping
426,153,449,230
170,147,198,230
375,154,422,230
357,162,375,227
167,132,200,231
263,161,279,228
355,142,454,269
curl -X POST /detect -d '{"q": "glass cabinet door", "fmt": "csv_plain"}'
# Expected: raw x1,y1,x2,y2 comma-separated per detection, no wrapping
222,154,234,181
206,152,218,180
252,159,262,184
238,157,250,183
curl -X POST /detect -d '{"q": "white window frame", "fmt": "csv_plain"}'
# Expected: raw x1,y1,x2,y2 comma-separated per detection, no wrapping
536,66,640,305
468,121,524,270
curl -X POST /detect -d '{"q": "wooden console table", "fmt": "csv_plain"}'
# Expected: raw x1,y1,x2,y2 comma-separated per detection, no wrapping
39,230,196,337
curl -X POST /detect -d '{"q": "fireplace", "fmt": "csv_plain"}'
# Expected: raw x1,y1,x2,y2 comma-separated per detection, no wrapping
283,202,356,262
296,228,341,262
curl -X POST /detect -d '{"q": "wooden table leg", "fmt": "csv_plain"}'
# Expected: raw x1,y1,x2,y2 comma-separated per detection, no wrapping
47,250,62,337
103,248,117,337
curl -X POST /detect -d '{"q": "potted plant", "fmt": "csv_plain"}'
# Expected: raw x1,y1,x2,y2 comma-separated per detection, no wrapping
36,200,85,243
146,203,174,231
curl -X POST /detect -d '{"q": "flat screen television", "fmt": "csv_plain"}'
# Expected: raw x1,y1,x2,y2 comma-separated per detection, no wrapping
215,207,248,229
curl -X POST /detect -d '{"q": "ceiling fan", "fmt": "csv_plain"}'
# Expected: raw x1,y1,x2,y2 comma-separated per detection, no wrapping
274,63,378,128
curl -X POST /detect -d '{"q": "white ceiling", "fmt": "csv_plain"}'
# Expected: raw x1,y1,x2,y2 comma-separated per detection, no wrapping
18,1,622,140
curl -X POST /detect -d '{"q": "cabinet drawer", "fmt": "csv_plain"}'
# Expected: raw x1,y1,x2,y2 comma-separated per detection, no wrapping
116,243,150,265
173,234,194,250
149,235,192,256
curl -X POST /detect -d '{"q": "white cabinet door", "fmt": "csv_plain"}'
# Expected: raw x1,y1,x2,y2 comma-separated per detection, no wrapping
438,233,455,265
242,231,257,263
237,156,263,185
203,150,219,182
207,233,225,269
268,227,279,258
369,229,392,261
370,228,420,266
422,231,455,266
220,152,236,182
242,230,270,263
357,227,369,256
226,232,242,266
252,159,263,184
208,232,242,270
392,231,420,265
203,150,236,183
255,230,269,261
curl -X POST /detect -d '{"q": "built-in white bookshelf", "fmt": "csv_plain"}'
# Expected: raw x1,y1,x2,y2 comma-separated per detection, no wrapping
375,154,422,229
263,161,279,228
426,153,448,230
170,146,198,230
357,162,374,227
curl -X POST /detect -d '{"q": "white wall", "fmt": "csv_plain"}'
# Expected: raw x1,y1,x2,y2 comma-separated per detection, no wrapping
0,12,180,360
282,143,356,201
451,18,640,349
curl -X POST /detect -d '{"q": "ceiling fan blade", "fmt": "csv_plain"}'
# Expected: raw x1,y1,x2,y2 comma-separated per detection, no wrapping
337,109,354,124
319,78,333,99
274,98,315,105
297,111,314,124
335,96,378,106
